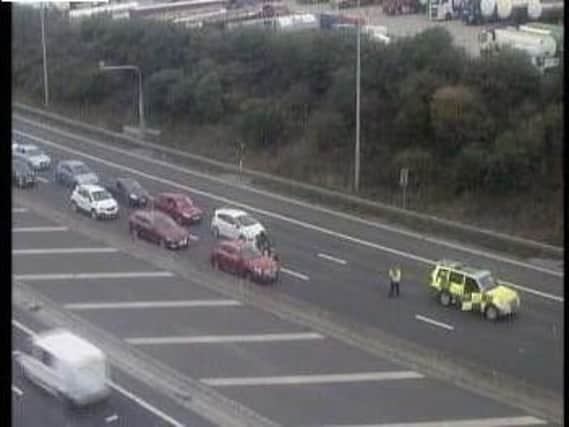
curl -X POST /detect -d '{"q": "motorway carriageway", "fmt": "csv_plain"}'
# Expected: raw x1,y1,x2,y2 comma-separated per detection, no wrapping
13,115,563,395
12,203,552,426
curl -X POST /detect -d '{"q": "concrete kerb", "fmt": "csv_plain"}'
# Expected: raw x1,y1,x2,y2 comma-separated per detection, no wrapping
13,193,563,425
12,102,563,259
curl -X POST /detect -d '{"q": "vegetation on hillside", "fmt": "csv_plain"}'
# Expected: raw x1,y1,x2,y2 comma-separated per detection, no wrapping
12,6,563,243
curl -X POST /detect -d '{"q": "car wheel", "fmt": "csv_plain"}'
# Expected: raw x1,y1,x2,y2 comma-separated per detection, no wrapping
212,226,220,239
238,234,245,241
485,305,498,321
439,291,451,307
91,209,98,220
159,238,167,249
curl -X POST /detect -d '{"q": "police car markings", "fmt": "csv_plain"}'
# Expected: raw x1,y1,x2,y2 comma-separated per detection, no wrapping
16,130,565,302
11,385,23,397
318,253,348,265
415,315,454,331
281,267,310,281
12,319,186,427
17,117,563,278
322,415,547,426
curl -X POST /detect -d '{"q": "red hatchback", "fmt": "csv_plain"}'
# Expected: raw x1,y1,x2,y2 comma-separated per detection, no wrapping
210,240,280,284
153,192,203,225
128,209,189,250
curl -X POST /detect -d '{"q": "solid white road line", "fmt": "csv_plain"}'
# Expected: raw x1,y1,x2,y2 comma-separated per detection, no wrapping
108,381,185,427
127,332,325,345
14,271,174,281
12,319,37,337
12,226,68,233
506,283,564,303
37,176,49,183
201,371,424,387
16,130,565,303
281,268,310,281
15,122,564,277
12,319,186,427
12,208,28,213
105,414,119,423
318,253,347,265
415,315,454,331
13,247,119,255
11,385,23,397
65,300,242,310
322,415,547,427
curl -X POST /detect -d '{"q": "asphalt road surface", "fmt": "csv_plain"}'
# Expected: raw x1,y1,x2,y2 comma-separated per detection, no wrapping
11,113,562,425
12,307,215,427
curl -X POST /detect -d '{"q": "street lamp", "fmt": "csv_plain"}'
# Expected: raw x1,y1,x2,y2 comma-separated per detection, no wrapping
40,3,49,107
354,0,361,192
98,61,146,137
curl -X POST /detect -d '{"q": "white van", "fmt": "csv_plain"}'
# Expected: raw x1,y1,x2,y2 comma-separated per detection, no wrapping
15,329,111,406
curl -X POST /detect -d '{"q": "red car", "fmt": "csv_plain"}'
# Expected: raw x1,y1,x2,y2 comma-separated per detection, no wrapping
210,240,280,284
128,209,190,250
153,192,204,225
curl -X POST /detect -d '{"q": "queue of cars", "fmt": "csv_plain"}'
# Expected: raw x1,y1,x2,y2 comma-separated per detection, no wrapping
12,141,521,315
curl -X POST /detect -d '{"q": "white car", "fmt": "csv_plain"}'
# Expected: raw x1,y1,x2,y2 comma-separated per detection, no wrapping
70,184,119,220
12,143,52,171
211,208,265,241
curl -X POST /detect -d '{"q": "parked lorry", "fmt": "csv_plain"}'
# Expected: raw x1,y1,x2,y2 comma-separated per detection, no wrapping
519,22,563,55
526,0,563,21
383,0,420,15
479,26,560,72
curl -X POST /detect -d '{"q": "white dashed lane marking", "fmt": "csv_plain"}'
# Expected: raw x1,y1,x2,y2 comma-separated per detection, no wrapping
201,371,424,387
323,415,547,426
13,247,118,255
12,208,28,213
11,385,23,397
317,253,347,265
281,267,310,281
14,271,174,281
12,226,68,233
127,332,325,345
65,300,242,310
415,315,454,331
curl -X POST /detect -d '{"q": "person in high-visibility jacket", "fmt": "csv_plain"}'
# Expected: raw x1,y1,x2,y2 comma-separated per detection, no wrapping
388,265,401,297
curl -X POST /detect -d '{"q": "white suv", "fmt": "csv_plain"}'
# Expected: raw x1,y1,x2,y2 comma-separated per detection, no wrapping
210,208,265,241
70,184,119,220
12,143,52,171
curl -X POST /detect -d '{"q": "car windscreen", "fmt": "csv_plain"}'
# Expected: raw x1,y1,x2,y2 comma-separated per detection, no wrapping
92,190,112,201
72,164,90,175
478,274,497,291
241,246,261,260
123,179,142,193
154,214,178,231
236,215,258,227
176,197,194,209
26,148,44,157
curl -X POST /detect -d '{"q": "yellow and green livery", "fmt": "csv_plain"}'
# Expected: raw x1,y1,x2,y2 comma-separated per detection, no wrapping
428,260,520,321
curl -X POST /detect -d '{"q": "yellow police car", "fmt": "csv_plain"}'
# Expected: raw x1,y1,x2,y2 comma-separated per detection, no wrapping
429,260,520,321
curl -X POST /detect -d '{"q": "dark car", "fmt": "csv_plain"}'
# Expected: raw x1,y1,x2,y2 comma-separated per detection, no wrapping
128,209,189,250
54,160,99,188
210,240,280,284
154,192,204,225
13,158,36,188
106,177,149,208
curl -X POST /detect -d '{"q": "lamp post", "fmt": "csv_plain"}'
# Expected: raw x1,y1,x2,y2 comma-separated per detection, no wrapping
98,61,146,137
40,3,49,107
354,0,361,192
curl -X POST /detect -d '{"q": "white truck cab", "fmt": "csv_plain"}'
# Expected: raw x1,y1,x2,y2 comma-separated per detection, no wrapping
15,329,111,407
